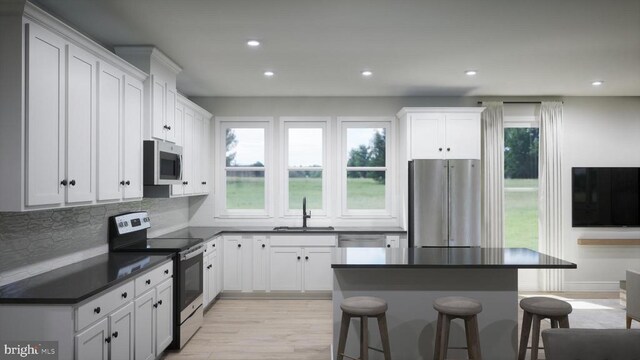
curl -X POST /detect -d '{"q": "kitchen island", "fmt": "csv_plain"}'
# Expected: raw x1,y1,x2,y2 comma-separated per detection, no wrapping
332,247,576,360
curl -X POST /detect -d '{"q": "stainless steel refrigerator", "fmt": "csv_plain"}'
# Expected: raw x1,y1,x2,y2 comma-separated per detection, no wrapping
408,159,481,247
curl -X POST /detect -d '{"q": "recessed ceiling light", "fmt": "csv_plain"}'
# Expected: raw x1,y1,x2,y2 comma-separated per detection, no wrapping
264,71,275,77
361,70,373,77
465,70,477,76
592,80,604,86
247,40,260,47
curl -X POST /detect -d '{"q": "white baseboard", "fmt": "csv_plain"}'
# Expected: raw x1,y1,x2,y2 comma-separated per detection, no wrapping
563,281,620,292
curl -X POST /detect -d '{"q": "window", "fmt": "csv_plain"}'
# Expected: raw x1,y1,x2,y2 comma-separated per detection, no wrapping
340,119,391,216
504,120,539,250
220,120,270,215
284,120,327,215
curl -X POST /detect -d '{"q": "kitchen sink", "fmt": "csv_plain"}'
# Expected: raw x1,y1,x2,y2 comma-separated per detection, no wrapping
273,226,335,232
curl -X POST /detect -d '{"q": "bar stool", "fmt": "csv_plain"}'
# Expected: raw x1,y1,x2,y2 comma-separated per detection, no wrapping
336,296,392,360
433,296,483,360
518,297,572,360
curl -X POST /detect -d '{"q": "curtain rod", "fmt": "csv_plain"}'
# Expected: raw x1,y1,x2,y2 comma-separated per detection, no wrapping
476,101,564,104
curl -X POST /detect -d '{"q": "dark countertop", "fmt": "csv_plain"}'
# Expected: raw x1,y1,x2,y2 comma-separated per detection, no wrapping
0,253,173,304
155,226,406,240
331,247,577,269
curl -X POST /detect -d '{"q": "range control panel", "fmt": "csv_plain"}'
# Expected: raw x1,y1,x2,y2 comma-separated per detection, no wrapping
113,211,151,235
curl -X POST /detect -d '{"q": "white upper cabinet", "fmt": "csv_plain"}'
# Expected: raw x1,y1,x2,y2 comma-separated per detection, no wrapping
113,46,182,143
398,107,484,160
25,22,66,207
0,6,148,212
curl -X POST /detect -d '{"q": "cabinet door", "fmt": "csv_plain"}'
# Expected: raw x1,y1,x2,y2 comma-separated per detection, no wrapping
151,75,166,140
410,113,446,159
97,62,123,201
171,104,185,196
223,237,243,291
203,255,212,306
200,117,211,194
212,246,221,297
122,76,144,199
269,247,302,291
25,23,66,207
134,290,156,360
303,247,333,291
444,113,481,159
165,87,177,143
75,318,108,360
192,113,203,194
109,302,134,360
155,278,173,355
66,44,96,204
252,237,268,291
182,108,195,194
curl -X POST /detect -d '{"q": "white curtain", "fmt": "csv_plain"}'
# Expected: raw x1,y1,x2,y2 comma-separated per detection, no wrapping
538,101,564,291
481,102,505,248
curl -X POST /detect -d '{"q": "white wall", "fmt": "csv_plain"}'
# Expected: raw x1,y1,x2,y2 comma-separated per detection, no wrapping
188,96,640,291
562,97,640,291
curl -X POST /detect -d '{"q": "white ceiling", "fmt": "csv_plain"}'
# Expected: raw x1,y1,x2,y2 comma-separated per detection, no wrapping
33,0,640,97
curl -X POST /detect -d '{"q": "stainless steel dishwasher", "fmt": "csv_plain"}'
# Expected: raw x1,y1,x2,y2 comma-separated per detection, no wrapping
338,234,386,247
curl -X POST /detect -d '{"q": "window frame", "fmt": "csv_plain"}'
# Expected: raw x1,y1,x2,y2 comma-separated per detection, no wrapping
281,117,330,218
216,117,273,218
338,117,393,218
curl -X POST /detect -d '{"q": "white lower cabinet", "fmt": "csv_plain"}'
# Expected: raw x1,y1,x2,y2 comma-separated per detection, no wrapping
203,237,222,307
108,302,134,360
135,278,173,360
252,236,269,291
302,247,333,291
269,247,303,291
75,318,109,360
223,236,253,292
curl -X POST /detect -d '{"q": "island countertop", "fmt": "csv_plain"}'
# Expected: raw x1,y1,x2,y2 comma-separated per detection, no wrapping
331,247,577,269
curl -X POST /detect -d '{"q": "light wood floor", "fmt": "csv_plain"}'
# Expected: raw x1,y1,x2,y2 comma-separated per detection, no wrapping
162,292,619,360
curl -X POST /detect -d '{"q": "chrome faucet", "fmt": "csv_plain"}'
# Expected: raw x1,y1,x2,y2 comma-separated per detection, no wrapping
302,197,311,228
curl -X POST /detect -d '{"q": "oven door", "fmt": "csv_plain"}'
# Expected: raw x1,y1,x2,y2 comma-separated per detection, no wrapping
179,247,203,318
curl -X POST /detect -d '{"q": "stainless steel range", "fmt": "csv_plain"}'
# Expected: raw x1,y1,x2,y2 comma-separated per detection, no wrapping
109,211,204,349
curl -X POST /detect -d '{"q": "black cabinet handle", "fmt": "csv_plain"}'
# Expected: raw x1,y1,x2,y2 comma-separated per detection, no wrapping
153,302,158,308
185,181,189,185
212,244,216,247
164,269,169,274
105,337,111,343
121,292,127,299
158,300,163,306
69,179,76,186
202,181,206,185
125,180,130,186
94,306,101,314
305,256,309,260
60,179,68,186
447,147,450,152
297,256,301,260
145,279,151,285
207,264,212,269
182,181,187,185
237,244,241,248
120,180,125,186
438,148,443,152
112,331,118,338
261,244,265,248
387,244,391,248
167,126,171,130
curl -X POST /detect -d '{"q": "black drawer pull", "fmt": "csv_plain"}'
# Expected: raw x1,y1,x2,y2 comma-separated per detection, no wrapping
387,244,391,248
153,302,158,308
212,244,215,247
112,331,118,338
94,307,101,314
297,256,301,260
438,148,443,152
447,147,451,151
69,179,76,186
158,300,163,306
164,269,169,274
121,292,127,299
60,179,68,186
261,244,265,248
305,256,309,260
145,279,151,285
237,244,241,248
105,337,111,343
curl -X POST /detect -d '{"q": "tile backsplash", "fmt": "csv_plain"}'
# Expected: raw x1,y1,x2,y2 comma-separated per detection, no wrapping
0,198,189,284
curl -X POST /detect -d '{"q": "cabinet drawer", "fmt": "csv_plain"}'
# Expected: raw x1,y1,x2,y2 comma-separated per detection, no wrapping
135,260,173,297
76,280,134,331
270,235,336,247
203,237,220,255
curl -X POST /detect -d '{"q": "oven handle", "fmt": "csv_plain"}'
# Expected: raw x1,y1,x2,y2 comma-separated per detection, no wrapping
180,244,204,261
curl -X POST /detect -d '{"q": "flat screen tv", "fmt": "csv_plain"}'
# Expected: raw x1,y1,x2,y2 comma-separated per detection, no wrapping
572,167,640,227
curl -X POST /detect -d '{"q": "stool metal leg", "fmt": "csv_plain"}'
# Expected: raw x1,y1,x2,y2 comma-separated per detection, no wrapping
517,311,532,360
377,313,392,360
530,314,541,360
337,312,351,360
464,315,482,360
360,315,369,360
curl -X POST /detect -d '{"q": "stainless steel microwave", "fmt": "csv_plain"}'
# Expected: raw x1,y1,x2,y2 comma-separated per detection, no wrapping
143,140,183,185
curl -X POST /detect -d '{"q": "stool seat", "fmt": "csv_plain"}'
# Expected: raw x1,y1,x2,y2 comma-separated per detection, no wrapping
434,296,483,317
520,297,572,317
340,296,388,316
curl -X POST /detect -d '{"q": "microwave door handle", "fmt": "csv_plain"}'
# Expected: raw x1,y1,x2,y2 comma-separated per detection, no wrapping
179,154,183,181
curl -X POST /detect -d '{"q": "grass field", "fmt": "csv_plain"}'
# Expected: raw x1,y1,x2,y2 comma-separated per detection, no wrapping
505,178,538,250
